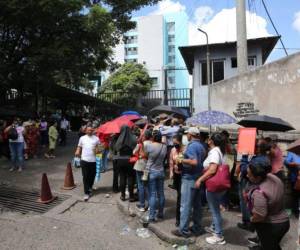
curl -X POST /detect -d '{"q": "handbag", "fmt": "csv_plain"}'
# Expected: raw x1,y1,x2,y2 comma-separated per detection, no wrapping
129,143,141,164
294,171,300,191
205,150,231,192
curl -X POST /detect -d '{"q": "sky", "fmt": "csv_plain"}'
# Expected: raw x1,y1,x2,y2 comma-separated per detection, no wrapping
133,0,300,62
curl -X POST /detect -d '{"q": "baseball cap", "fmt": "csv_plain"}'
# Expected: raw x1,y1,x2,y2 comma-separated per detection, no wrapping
187,127,200,136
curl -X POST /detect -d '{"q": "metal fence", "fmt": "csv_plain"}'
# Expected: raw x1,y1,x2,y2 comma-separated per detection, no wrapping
98,88,193,113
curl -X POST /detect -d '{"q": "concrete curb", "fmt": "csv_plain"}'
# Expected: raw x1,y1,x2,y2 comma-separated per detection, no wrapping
116,197,195,246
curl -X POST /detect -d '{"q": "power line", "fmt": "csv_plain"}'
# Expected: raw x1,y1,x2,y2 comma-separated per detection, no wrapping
261,0,288,56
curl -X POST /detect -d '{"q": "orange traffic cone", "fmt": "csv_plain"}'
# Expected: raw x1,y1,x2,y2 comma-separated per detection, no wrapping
61,162,76,190
38,173,56,204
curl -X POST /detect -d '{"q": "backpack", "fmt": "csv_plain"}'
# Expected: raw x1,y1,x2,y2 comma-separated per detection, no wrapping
8,127,18,140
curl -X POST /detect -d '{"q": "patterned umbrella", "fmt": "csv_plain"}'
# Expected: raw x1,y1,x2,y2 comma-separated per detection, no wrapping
186,110,236,126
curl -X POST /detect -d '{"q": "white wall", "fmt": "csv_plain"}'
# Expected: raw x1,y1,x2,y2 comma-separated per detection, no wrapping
193,45,263,113
137,15,164,89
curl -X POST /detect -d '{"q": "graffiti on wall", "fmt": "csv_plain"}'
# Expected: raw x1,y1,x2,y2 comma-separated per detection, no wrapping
233,102,260,118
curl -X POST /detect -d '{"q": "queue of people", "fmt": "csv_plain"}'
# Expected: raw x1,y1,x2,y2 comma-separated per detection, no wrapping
73,115,294,249
0,115,71,171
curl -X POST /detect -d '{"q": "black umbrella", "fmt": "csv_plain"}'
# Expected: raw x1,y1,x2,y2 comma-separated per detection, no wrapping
148,105,189,119
237,115,295,132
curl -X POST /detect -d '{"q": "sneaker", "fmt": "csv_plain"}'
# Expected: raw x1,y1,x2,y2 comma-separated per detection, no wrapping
248,245,262,250
9,167,15,172
205,226,216,234
237,222,255,232
83,195,89,202
17,167,22,172
44,153,50,159
136,204,145,212
171,229,191,238
206,235,226,245
248,236,259,245
190,227,205,237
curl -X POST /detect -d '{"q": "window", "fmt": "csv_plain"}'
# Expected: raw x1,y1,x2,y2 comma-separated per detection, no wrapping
201,60,224,85
231,56,257,68
168,45,175,54
150,77,158,87
168,55,175,64
231,58,237,68
248,56,257,66
168,34,175,44
124,36,138,44
168,76,175,86
124,58,137,63
125,47,138,56
167,22,175,32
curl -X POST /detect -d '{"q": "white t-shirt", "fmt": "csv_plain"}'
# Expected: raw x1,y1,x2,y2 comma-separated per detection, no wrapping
60,119,69,130
78,135,100,162
9,126,25,143
203,146,223,169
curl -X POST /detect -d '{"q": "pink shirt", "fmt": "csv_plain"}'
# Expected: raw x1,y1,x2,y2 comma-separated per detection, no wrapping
271,146,283,174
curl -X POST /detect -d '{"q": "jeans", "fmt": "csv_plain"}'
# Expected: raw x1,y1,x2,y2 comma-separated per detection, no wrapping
180,178,202,235
238,178,251,223
59,129,67,145
102,149,109,171
206,191,226,237
254,221,290,250
136,171,148,207
81,160,96,195
148,170,165,220
9,142,24,169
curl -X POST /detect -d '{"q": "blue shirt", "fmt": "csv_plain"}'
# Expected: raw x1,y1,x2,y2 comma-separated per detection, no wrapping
182,139,205,179
160,125,179,146
284,152,300,183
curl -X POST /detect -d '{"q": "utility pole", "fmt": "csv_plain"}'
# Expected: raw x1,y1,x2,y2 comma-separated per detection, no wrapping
164,67,168,105
236,0,248,74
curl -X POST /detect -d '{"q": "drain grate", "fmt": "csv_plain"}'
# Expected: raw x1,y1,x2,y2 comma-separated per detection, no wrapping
0,185,70,214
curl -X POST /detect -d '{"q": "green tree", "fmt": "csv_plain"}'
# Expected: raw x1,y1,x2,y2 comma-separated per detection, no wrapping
99,63,153,106
0,0,159,95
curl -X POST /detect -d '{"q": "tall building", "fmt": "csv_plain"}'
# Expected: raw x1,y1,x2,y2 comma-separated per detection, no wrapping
101,11,189,91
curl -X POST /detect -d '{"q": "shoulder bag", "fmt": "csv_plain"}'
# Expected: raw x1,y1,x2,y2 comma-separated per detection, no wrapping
205,150,231,192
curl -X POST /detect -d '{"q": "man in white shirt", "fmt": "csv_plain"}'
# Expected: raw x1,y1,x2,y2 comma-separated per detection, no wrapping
59,116,70,146
75,126,100,201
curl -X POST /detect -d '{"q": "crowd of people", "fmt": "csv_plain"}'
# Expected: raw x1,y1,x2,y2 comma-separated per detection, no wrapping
74,114,294,249
0,115,71,171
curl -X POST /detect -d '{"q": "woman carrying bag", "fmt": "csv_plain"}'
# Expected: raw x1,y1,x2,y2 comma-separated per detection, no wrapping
195,133,229,245
114,125,137,202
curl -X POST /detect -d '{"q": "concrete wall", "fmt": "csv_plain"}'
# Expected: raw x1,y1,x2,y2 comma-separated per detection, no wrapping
210,52,300,130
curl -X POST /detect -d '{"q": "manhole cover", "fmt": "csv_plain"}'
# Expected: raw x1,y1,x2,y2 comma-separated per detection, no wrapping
0,185,70,214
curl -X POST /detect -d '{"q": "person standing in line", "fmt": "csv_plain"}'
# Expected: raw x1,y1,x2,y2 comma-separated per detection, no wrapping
171,127,206,238
45,121,58,158
134,129,152,212
24,121,40,159
246,159,290,250
75,125,100,201
59,116,70,146
39,116,48,147
195,133,227,245
169,134,184,227
144,130,167,222
114,125,137,202
265,137,284,181
5,118,25,172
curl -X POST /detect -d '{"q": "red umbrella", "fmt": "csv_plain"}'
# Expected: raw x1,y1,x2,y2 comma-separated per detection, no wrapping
97,118,134,135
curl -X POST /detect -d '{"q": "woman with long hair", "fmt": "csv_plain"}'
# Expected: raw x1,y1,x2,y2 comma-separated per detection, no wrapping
195,133,226,245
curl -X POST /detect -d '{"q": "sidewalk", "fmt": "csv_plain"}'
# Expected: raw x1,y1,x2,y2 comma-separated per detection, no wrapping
117,181,299,250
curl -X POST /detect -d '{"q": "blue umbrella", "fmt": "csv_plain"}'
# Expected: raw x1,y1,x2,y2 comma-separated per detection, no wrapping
186,110,236,126
121,111,141,116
